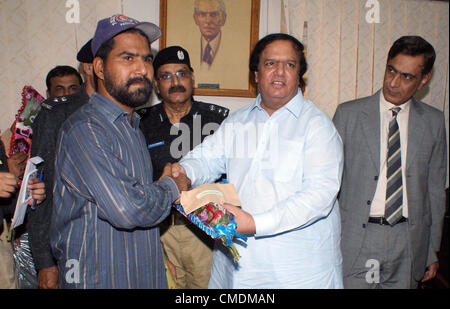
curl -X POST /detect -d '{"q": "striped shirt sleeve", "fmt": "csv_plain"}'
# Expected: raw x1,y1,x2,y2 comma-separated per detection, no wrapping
58,119,179,230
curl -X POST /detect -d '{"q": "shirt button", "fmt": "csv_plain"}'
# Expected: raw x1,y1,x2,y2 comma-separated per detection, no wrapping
362,224,366,228
367,200,371,205
374,175,378,181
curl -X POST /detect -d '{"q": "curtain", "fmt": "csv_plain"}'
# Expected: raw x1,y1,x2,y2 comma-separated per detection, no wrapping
281,0,448,117
282,0,449,185
0,0,121,133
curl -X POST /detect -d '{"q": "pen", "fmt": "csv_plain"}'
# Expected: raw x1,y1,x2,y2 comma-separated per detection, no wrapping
148,141,165,150
31,168,44,211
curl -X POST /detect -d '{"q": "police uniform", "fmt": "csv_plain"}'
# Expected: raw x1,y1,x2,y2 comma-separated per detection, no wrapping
139,100,229,288
28,87,89,272
139,100,229,180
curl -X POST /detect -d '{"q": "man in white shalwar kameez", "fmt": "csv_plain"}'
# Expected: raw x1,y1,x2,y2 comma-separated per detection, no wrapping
173,33,344,288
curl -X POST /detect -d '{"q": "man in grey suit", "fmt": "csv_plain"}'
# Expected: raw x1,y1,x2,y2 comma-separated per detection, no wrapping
333,36,447,288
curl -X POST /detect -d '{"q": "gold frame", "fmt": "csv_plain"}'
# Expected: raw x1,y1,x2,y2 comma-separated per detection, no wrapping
159,0,260,97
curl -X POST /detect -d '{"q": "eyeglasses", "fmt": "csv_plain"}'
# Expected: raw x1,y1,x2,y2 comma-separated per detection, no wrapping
157,70,191,81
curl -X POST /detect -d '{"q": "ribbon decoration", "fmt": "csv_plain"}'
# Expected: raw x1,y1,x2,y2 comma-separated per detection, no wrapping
174,203,247,262
213,214,247,247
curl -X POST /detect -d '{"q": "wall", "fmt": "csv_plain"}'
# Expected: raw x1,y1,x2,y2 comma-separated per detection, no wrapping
282,0,449,118
122,0,281,113
0,0,281,134
0,0,122,133
282,0,449,185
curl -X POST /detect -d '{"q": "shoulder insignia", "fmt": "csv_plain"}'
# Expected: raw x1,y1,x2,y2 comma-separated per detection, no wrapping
41,102,53,110
42,96,70,109
208,104,229,117
194,101,229,118
136,108,147,117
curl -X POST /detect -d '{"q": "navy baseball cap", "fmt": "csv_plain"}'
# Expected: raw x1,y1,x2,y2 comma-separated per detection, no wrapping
91,14,161,57
77,39,93,63
153,46,193,74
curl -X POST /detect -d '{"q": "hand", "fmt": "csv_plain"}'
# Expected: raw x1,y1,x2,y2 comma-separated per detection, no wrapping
7,151,27,178
160,163,190,199
37,266,58,289
0,172,18,198
421,261,439,283
159,163,173,180
170,163,190,193
221,203,256,235
171,163,186,178
27,178,46,206
172,172,191,193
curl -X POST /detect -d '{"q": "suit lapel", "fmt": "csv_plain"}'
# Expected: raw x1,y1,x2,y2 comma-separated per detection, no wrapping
406,98,425,170
360,91,381,172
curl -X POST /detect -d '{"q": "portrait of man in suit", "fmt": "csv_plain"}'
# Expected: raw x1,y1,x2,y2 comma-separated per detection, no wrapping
163,0,254,91
333,36,447,289
193,0,227,67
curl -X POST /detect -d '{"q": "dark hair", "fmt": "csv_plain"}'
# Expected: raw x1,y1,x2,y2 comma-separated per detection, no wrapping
387,36,436,76
45,65,82,90
249,33,307,89
94,28,152,90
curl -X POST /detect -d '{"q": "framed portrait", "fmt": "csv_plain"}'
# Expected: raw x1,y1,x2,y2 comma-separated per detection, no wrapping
159,0,260,97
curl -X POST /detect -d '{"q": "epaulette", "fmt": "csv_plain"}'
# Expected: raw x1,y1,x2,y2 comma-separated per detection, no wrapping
136,107,148,117
201,102,230,118
41,95,70,110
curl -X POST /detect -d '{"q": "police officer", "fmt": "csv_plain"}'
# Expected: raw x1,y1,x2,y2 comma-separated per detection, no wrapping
45,65,82,99
28,39,94,289
139,46,229,288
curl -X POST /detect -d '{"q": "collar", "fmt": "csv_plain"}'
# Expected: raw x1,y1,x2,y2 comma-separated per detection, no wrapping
156,100,199,123
379,91,411,115
90,92,140,128
248,89,303,118
202,32,222,55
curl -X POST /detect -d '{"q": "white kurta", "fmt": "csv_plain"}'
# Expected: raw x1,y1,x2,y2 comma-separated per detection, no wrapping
180,90,344,288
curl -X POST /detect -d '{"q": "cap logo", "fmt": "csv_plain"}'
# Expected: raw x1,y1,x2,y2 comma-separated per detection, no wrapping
177,50,185,60
110,14,138,26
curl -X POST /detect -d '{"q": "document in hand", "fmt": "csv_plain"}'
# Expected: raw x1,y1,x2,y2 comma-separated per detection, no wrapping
11,156,43,229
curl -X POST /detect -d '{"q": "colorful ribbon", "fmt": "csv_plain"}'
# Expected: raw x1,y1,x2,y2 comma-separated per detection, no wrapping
213,215,247,247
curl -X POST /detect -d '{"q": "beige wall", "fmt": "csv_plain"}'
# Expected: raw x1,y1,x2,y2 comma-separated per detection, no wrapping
282,0,449,185
0,0,279,134
122,0,281,115
0,0,122,133
1,0,447,159
282,0,448,117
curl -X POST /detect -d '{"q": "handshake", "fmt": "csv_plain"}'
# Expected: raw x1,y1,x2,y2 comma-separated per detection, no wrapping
159,163,191,194
158,163,256,235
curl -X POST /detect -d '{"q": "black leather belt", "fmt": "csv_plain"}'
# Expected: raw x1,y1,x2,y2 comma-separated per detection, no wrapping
368,216,407,225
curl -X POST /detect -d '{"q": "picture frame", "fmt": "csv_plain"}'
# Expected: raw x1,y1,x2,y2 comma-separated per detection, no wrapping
159,0,260,97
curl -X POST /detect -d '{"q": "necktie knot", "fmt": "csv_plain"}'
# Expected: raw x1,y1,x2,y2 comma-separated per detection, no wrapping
391,107,401,117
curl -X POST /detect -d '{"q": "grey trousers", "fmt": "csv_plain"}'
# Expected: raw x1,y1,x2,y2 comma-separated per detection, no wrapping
343,220,418,289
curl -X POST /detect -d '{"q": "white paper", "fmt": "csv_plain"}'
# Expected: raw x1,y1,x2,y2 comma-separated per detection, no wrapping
11,156,44,229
